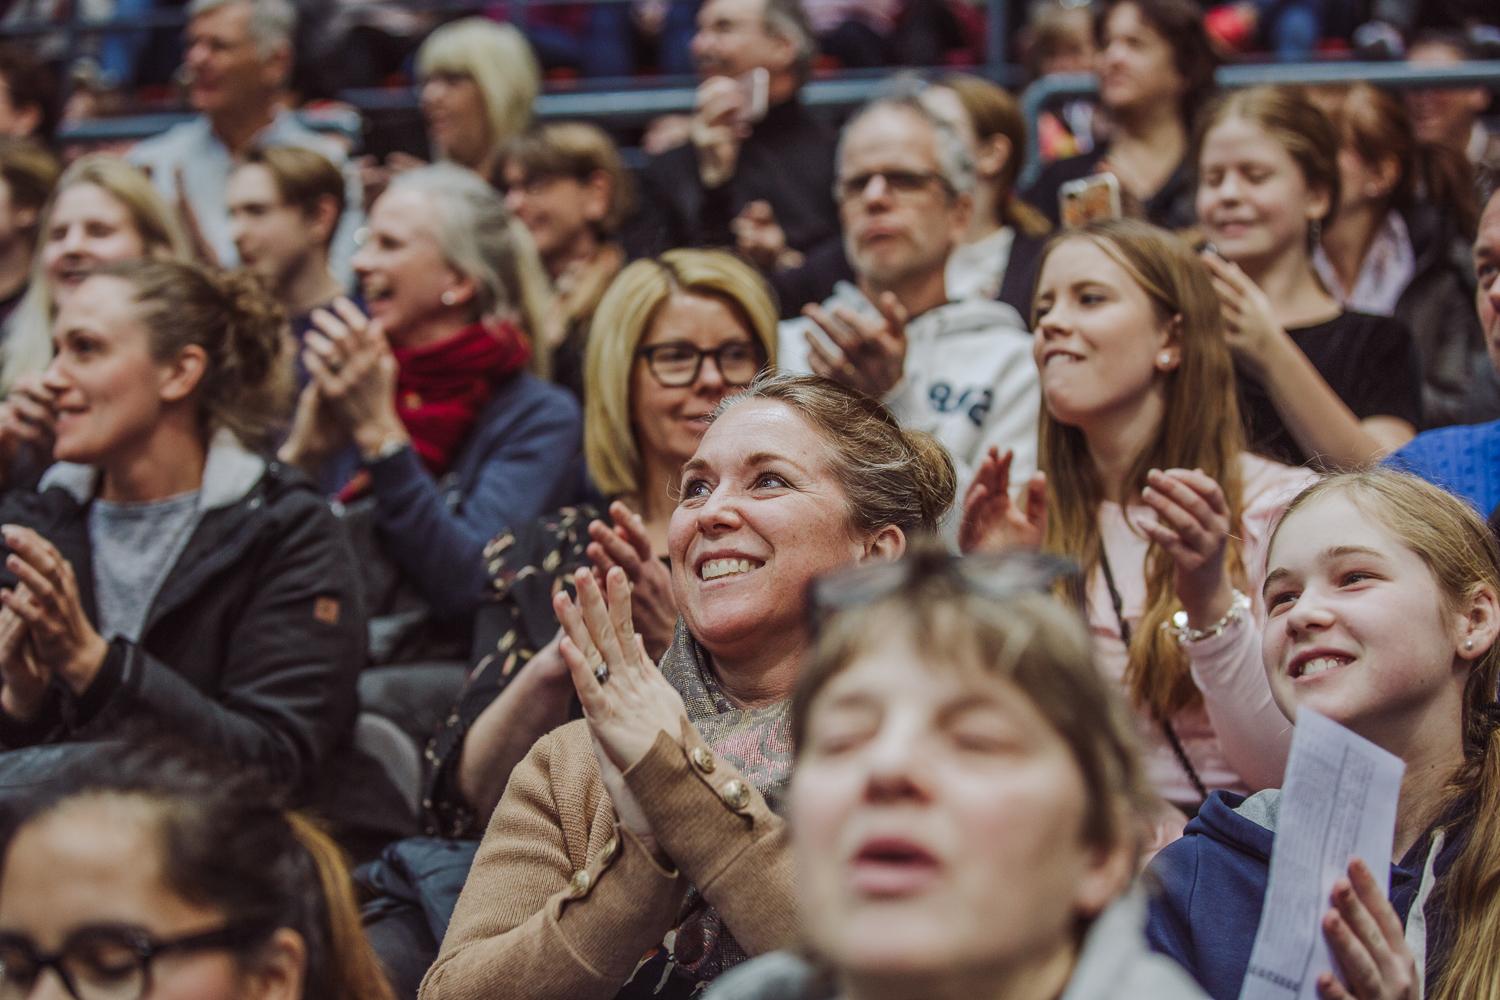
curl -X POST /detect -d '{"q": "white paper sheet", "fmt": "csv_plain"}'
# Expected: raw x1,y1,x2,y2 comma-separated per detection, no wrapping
1238,708,1406,1000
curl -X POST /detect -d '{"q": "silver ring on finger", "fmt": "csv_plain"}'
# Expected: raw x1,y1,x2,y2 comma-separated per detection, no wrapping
594,662,610,685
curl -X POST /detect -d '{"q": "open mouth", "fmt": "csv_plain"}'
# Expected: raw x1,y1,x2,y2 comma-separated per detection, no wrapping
362,275,395,306
849,838,942,896
698,557,764,582
1290,653,1353,680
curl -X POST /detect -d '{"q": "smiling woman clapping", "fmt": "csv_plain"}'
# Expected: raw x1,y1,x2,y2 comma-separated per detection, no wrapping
420,373,955,1000
0,259,362,800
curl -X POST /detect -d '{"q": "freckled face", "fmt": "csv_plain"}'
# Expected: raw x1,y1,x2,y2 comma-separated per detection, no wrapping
668,400,866,663
1261,492,1470,749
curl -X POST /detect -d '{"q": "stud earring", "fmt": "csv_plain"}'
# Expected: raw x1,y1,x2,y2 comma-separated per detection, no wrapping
1158,352,1173,367
441,290,458,307
1466,639,1476,652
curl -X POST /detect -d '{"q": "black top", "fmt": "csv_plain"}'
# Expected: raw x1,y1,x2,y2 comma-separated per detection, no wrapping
1237,311,1424,468
629,96,841,265
1022,144,1196,232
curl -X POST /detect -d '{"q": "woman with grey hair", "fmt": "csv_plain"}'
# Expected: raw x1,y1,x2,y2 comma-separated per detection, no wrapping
279,163,580,632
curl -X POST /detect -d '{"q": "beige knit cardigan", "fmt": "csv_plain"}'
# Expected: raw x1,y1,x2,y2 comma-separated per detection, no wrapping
418,716,798,999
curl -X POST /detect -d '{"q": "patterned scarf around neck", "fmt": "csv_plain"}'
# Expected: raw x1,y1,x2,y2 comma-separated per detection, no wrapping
642,620,794,992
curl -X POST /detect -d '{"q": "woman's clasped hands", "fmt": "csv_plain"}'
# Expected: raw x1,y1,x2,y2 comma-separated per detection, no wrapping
284,299,406,464
0,525,107,720
553,567,692,862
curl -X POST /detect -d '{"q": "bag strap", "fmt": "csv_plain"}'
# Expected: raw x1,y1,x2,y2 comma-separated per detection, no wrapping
1098,547,1209,806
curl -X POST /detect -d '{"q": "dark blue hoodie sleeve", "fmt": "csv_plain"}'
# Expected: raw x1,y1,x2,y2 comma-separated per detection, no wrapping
1145,837,1205,981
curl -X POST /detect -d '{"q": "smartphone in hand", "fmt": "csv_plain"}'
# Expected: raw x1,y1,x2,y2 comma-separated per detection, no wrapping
735,67,770,127
1059,172,1121,228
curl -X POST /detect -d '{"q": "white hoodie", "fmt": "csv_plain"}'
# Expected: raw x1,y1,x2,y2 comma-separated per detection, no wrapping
778,282,1041,526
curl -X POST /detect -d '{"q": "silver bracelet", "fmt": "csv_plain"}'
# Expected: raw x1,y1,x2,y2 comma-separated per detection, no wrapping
1163,589,1251,646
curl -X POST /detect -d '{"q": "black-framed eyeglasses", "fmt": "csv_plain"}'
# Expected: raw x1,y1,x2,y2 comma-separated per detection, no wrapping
833,169,954,204
808,548,1080,633
0,921,270,1000
636,341,765,388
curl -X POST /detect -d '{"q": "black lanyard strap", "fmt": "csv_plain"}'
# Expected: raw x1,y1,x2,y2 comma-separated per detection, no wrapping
1097,547,1209,806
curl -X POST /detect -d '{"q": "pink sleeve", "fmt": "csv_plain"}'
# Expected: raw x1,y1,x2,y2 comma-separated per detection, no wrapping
1184,461,1314,791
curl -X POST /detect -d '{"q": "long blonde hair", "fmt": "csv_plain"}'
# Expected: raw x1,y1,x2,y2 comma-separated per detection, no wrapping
1,154,190,392
1038,219,1246,718
1272,471,1500,1000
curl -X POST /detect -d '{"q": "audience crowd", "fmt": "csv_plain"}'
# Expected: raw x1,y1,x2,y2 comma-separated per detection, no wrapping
0,0,1498,998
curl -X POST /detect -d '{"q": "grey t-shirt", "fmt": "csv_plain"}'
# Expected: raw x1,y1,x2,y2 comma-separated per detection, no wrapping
88,490,202,643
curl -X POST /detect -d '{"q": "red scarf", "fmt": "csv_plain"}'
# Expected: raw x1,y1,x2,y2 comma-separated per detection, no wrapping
339,320,531,502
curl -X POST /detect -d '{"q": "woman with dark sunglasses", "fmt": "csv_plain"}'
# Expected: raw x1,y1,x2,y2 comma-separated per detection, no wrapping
0,742,393,1000
420,372,954,1000
360,250,780,997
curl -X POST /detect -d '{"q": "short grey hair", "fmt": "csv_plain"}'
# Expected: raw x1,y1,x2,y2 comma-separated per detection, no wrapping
188,0,296,57
836,92,977,198
762,0,817,81
385,163,549,331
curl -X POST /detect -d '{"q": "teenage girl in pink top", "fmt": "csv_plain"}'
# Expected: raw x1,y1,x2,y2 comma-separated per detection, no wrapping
962,218,1312,819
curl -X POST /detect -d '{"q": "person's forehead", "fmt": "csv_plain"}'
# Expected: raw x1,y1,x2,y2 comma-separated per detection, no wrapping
190,1,253,41
700,0,765,24
840,108,940,167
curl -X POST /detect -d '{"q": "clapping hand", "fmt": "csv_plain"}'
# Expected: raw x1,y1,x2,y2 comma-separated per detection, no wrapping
0,600,46,721
0,374,58,486
554,567,691,859
1316,860,1417,1000
0,525,106,696
301,298,407,458
1138,468,1234,627
586,501,677,659
803,291,909,399
958,447,1048,554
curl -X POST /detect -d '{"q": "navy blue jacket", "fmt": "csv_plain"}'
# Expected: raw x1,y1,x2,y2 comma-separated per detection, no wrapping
1145,790,1462,1000
324,370,583,616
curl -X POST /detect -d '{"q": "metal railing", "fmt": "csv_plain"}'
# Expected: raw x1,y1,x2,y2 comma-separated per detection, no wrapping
1018,59,1500,189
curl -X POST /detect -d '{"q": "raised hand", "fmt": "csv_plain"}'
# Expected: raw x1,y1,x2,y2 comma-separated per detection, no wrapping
732,200,800,272
1138,467,1234,627
1201,250,1286,378
803,291,909,399
0,601,46,721
690,76,747,189
0,374,59,485
958,447,1048,554
1316,860,1417,1000
0,525,106,695
586,501,677,659
301,298,406,459
554,567,692,857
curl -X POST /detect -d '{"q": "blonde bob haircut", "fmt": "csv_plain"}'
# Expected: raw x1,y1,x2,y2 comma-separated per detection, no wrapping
583,249,778,499
1,154,191,393
417,18,540,168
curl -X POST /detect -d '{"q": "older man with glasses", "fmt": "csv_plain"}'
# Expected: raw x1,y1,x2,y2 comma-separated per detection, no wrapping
778,95,1040,535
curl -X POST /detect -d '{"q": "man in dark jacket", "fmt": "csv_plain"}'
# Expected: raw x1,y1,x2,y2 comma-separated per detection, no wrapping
632,0,841,280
